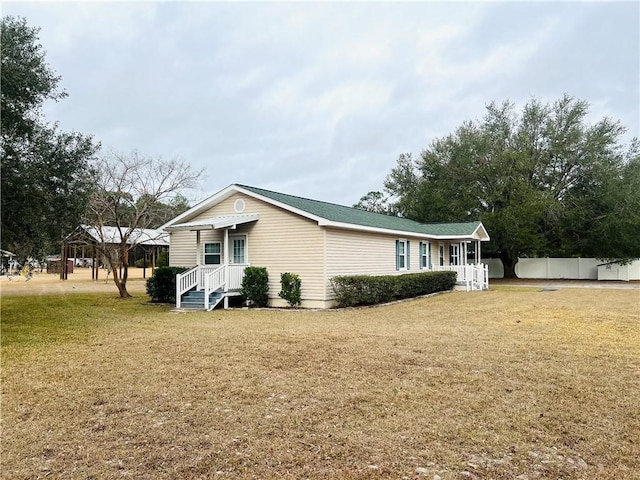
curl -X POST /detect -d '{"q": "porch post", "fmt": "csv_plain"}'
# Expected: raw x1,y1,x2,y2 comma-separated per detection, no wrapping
224,228,230,308
224,228,229,269
476,240,481,265
225,228,230,283
195,230,201,265
461,242,467,265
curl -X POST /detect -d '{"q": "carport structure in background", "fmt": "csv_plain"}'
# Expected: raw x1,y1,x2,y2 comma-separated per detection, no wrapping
62,225,169,280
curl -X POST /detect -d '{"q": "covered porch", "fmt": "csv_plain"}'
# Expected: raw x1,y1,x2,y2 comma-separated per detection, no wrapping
434,238,489,291
165,214,259,310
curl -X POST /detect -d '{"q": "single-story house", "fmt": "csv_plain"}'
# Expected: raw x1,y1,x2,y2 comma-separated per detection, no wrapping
161,184,490,310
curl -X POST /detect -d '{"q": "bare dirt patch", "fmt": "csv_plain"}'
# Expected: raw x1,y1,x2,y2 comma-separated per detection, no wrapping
2,289,639,479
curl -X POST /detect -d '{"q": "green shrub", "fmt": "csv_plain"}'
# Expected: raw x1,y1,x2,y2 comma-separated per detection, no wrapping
330,271,456,308
156,250,169,267
240,266,269,307
279,272,302,307
146,266,189,303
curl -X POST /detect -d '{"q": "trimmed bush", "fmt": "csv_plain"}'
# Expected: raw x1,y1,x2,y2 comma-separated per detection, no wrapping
241,266,269,307
330,271,456,308
146,266,189,303
279,272,302,307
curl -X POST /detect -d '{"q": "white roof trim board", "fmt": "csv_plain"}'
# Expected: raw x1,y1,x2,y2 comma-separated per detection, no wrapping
316,219,490,240
164,214,260,231
161,184,490,241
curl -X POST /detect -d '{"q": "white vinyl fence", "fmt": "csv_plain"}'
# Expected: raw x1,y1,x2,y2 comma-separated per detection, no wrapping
482,257,639,280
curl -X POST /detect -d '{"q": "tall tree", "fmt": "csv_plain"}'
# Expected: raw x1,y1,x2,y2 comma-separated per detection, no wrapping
353,190,393,214
85,151,202,297
1,16,99,259
384,95,639,277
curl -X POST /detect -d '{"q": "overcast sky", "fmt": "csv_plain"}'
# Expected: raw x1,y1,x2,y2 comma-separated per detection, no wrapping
4,1,639,206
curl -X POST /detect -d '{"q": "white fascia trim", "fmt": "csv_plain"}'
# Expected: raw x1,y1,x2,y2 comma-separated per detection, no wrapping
233,186,329,224
165,213,260,232
471,223,491,241
159,184,240,230
318,219,487,241
161,184,326,231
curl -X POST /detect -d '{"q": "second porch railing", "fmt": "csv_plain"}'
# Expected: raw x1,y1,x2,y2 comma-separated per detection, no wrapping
436,263,489,291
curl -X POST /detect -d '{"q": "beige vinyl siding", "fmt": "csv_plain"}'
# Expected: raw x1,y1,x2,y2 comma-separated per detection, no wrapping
324,228,431,298
189,193,326,304
169,230,197,267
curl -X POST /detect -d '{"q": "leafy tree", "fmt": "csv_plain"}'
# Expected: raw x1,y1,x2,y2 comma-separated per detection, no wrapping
384,95,639,277
353,190,393,214
1,16,99,259
135,192,191,228
85,150,202,297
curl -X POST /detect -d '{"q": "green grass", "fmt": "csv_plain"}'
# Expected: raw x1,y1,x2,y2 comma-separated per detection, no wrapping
1,293,170,349
2,289,639,479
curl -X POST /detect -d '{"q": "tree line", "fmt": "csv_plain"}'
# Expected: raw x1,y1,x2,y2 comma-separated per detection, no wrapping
1,16,202,296
356,96,640,277
3,15,638,289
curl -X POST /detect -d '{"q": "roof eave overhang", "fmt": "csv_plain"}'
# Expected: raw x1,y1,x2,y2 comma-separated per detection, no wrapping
160,183,491,241
159,184,242,230
318,219,490,240
165,213,260,232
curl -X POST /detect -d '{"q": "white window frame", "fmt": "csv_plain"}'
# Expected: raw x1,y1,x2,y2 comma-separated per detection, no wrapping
420,241,431,270
203,242,222,265
396,239,407,271
450,243,460,266
229,234,248,265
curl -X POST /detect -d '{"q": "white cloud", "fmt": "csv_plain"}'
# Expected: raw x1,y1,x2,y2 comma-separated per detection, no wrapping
4,0,638,206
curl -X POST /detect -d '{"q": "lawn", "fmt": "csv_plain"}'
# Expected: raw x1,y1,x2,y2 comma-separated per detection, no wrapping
1,288,639,479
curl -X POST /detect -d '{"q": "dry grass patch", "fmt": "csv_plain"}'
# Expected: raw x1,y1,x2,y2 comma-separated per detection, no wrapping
2,289,639,479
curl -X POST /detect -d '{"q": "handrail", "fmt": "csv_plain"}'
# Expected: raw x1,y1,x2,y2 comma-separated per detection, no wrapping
204,265,226,310
176,265,199,308
176,263,251,310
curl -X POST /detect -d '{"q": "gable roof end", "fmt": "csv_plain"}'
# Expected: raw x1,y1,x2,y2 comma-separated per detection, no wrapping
161,184,490,240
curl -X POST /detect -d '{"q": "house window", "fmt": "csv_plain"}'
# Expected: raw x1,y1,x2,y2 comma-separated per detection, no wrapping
420,242,431,270
396,240,410,270
450,244,460,266
466,241,475,263
204,242,221,265
439,243,445,267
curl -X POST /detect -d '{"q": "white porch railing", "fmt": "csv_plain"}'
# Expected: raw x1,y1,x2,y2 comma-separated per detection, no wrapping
176,266,198,308
176,264,249,309
437,263,489,291
204,265,226,310
226,264,247,290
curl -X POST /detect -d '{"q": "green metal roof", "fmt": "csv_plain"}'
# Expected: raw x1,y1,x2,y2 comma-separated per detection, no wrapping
238,184,484,237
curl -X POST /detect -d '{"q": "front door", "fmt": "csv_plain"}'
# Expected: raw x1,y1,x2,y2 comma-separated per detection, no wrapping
229,234,247,264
